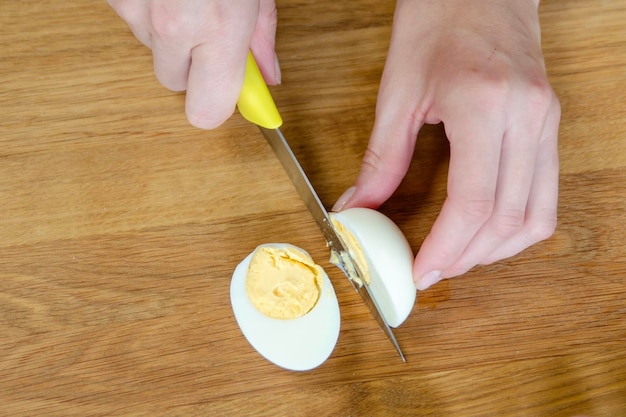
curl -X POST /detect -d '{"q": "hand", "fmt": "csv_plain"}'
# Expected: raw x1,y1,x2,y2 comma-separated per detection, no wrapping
108,0,280,129
333,0,560,290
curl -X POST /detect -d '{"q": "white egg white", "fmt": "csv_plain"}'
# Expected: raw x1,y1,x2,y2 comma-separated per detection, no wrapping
330,208,416,327
230,243,340,371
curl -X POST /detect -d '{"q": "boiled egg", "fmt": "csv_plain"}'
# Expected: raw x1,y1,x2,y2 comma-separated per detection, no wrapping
230,243,340,371
330,208,416,328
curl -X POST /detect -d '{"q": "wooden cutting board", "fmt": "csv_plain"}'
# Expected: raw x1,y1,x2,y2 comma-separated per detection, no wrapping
1,1,625,415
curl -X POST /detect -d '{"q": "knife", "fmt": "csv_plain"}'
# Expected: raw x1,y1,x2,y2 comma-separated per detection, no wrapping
236,52,405,362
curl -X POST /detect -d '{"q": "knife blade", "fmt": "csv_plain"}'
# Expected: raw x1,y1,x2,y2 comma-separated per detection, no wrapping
237,52,405,361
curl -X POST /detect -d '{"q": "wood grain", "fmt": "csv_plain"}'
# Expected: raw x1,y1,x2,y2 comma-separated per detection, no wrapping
1,1,625,416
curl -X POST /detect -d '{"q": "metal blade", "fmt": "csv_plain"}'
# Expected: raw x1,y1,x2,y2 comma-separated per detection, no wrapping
331,249,406,362
259,126,405,361
259,127,340,250
360,281,406,362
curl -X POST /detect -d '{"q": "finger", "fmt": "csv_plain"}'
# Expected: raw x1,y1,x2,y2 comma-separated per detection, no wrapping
333,12,426,211
482,94,560,263
442,83,554,277
340,104,421,210
148,2,197,91
185,45,249,129
250,0,281,85
185,4,260,129
413,105,505,290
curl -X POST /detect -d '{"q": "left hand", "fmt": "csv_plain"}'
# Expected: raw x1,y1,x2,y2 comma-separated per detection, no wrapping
333,0,561,290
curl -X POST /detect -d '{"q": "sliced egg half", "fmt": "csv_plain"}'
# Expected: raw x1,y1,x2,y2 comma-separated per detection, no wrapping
230,243,340,371
330,208,416,328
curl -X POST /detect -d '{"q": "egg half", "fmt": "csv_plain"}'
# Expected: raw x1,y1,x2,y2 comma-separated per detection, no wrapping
330,208,416,328
230,243,340,371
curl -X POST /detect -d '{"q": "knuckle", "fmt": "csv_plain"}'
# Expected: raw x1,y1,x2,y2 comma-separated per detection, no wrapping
458,196,495,224
491,209,526,238
524,77,555,116
551,94,562,121
463,68,511,112
149,3,191,40
360,148,384,173
528,216,557,243
360,147,406,184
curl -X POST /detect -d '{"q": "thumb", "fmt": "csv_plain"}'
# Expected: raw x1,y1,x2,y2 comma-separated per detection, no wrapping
250,0,281,85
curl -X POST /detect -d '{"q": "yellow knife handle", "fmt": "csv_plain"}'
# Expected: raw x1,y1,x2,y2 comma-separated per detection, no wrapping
237,52,283,129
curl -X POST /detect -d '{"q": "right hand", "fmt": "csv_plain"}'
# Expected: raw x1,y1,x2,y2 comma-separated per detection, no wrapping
108,0,281,129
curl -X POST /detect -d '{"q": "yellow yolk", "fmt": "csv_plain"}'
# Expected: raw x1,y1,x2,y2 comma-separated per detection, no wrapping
331,218,370,285
246,246,324,319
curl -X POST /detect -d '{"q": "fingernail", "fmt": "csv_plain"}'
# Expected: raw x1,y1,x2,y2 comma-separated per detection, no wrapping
332,186,356,212
274,52,282,85
416,270,442,290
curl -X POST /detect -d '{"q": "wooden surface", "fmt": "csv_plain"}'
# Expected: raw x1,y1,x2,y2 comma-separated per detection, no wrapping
1,1,625,416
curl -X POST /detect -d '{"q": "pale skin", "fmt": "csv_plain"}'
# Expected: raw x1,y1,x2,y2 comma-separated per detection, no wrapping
109,0,560,291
